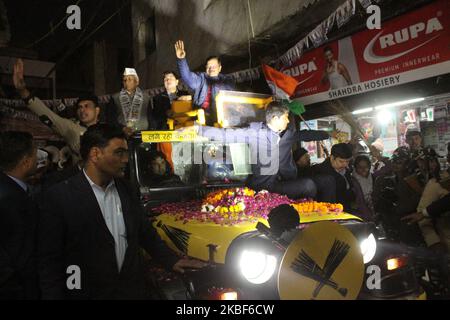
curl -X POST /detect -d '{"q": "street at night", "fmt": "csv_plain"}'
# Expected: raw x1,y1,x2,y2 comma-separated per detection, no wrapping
1,0,450,306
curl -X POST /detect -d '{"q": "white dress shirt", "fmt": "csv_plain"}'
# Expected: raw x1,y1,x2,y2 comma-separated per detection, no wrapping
7,174,28,192
83,171,128,272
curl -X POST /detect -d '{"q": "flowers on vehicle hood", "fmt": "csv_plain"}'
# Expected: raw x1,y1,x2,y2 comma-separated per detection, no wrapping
152,188,344,226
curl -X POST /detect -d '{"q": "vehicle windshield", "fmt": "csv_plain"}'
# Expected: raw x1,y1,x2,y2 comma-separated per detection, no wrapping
134,140,252,189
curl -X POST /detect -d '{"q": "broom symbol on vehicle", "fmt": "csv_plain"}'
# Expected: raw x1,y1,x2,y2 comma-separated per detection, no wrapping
291,239,350,298
157,221,191,255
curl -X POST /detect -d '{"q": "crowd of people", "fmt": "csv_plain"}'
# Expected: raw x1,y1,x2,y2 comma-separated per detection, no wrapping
295,129,450,254
1,39,450,300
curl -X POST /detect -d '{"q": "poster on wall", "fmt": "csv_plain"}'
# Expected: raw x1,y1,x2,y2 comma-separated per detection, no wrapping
280,0,450,105
356,113,398,156
398,108,421,147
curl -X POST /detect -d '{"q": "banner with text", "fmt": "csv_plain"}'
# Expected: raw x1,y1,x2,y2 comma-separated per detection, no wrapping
281,0,450,105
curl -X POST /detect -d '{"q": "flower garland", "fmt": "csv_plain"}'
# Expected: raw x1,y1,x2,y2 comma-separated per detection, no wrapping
153,188,292,225
291,202,344,215
152,187,344,226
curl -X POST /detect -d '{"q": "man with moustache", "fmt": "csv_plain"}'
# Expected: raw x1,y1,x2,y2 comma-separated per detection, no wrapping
38,124,205,299
175,40,235,126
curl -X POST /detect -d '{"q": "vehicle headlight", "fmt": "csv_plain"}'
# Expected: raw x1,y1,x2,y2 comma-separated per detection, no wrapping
239,250,277,284
360,233,377,264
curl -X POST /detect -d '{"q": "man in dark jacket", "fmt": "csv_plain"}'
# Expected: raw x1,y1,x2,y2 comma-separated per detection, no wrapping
194,101,329,199
38,124,205,300
151,71,191,130
175,40,235,126
294,147,336,203
373,147,423,245
313,143,355,212
0,131,39,299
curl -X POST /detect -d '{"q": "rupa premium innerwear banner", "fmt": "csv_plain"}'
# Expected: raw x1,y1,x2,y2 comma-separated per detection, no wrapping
282,0,450,106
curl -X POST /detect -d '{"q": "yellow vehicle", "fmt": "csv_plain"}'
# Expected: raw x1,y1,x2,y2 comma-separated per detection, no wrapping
130,133,432,300
128,92,437,300
153,208,362,265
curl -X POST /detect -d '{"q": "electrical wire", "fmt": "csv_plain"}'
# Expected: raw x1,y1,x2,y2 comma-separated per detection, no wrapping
246,0,255,38
43,0,130,80
244,0,253,85
26,0,84,49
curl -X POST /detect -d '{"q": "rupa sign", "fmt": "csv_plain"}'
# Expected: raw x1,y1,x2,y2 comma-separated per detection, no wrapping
282,0,450,105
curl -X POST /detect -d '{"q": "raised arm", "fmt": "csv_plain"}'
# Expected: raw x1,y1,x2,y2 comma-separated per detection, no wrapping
175,40,202,91
13,59,72,137
13,58,30,99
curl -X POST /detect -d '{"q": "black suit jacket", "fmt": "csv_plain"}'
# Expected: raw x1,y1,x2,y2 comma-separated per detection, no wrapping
41,165,81,191
313,158,355,212
150,90,190,130
38,172,179,300
427,193,450,218
0,172,39,299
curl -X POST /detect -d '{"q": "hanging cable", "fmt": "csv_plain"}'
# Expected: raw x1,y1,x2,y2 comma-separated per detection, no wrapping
21,0,127,100
43,0,129,80
26,0,84,49
246,0,255,39
244,0,254,86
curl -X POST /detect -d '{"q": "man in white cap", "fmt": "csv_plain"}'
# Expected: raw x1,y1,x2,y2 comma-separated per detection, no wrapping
106,68,152,137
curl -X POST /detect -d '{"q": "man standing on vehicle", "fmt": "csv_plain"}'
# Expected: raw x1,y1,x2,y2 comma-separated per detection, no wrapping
175,40,235,126
185,101,329,200
106,68,153,138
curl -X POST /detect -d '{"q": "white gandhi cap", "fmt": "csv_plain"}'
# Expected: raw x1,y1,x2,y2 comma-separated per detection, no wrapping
123,68,139,81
